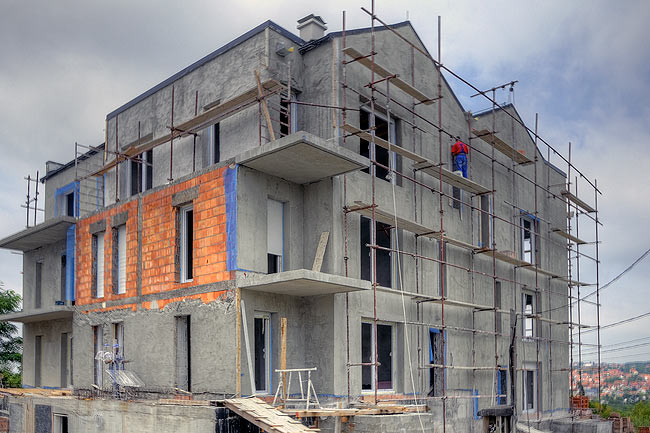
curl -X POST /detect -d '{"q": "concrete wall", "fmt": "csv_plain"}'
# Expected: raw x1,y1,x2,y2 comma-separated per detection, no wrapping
8,395,218,433
43,149,105,221
72,294,236,395
22,318,72,388
22,240,67,312
15,18,576,431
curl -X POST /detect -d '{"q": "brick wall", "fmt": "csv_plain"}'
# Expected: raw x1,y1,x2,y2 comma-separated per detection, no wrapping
76,201,138,305
76,166,232,309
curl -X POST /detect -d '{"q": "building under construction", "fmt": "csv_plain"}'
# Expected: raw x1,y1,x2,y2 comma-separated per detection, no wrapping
0,5,607,433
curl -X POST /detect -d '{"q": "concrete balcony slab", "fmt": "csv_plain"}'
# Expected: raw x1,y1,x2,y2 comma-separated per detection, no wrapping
236,131,369,184
0,216,75,252
236,269,371,296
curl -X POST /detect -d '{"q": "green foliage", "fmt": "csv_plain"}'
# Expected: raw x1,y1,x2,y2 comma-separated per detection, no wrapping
0,282,22,387
590,401,613,419
631,401,650,428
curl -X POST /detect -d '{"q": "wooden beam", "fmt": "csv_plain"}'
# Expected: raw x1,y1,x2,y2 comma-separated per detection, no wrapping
344,123,490,195
343,47,434,105
256,70,275,141
311,232,329,272
280,317,287,404
91,79,283,177
560,190,596,213
551,228,587,245
236,287,241,397
472,128,533,165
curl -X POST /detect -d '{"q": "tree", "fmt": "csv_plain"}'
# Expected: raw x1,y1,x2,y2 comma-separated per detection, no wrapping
631,401,650,428
0,282,22,387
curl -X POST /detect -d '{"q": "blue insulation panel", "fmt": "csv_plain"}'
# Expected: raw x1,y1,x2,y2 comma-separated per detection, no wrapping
65,225,75,301
224,166,238,271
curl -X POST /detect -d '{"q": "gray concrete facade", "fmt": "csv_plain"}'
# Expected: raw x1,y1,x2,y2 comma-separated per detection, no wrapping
0,16,586,433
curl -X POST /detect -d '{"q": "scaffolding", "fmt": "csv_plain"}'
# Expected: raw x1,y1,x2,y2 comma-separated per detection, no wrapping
332,2,602,432
75,6,603,430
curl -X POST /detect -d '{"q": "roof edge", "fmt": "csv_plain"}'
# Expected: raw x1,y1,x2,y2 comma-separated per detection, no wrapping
106,20,304,121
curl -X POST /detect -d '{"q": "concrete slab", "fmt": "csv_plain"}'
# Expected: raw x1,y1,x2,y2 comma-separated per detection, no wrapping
236,269,370,296
235,131,369,184
0,216,75,252
0,306,73,323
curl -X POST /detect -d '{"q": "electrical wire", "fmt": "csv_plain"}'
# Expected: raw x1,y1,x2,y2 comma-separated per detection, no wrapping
580,246,650,300
582,310,650,334
537,246,650,316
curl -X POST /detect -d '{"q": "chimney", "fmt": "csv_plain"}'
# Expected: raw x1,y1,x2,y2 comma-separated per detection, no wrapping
297,14,327,41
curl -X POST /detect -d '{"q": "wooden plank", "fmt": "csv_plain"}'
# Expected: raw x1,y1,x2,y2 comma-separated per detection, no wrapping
560,190,596,213
413,161,491,195
236,287,241,397
256,70,275,141
343,47,434,105
92,79,283,177
343,124,425,162
280,317,287,403
551,228,587,245
240,300,256,395
344,124,490,195
311,232,330,272
347,201,478,251
225,398,319,433
472,129,533,165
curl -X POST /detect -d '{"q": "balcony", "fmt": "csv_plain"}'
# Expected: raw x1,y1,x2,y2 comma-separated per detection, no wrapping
236,269,370,296
0,305,73,323
235,131,370,184
0,216,75,252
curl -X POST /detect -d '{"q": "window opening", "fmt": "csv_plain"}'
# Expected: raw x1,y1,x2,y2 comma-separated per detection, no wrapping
34,335,42,387
267,199,283,274
359,108,398,183
60,255,67,302
523,293,535,338
254,314,271,394
361,322,393,391
360,217,392,288
175,316,191,392
212,123,220,164
521,216,537,264
53,414,69,433
180,205,194,282
35,261,42,308
428,328,444,397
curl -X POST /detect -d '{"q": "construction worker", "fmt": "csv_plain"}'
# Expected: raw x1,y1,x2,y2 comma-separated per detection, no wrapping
451,136,469,178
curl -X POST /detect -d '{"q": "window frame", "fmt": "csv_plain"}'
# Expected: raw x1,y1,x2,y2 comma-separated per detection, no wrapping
95,232,105,298
522,292,536,339
180,204,194,283
361,320,395,393
211,123,221,165
359,106,398,184
522,363,537,412
360,216,394,288
254,312,271,395
267,199,284,274
93,325,103,387
521,215,538,264
116,225,127,294
130,150,153,196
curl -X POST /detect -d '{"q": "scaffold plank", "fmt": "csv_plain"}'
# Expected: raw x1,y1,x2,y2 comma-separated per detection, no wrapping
413,161,491,195
343,47,434,104
472,129,533,165
551,228,587,245
560,190,596,213
92,79,284,177
344,124,490,195
224,398,318,433
347,201,478,250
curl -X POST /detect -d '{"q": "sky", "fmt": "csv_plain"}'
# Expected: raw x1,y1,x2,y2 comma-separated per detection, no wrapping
0,0,649,363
